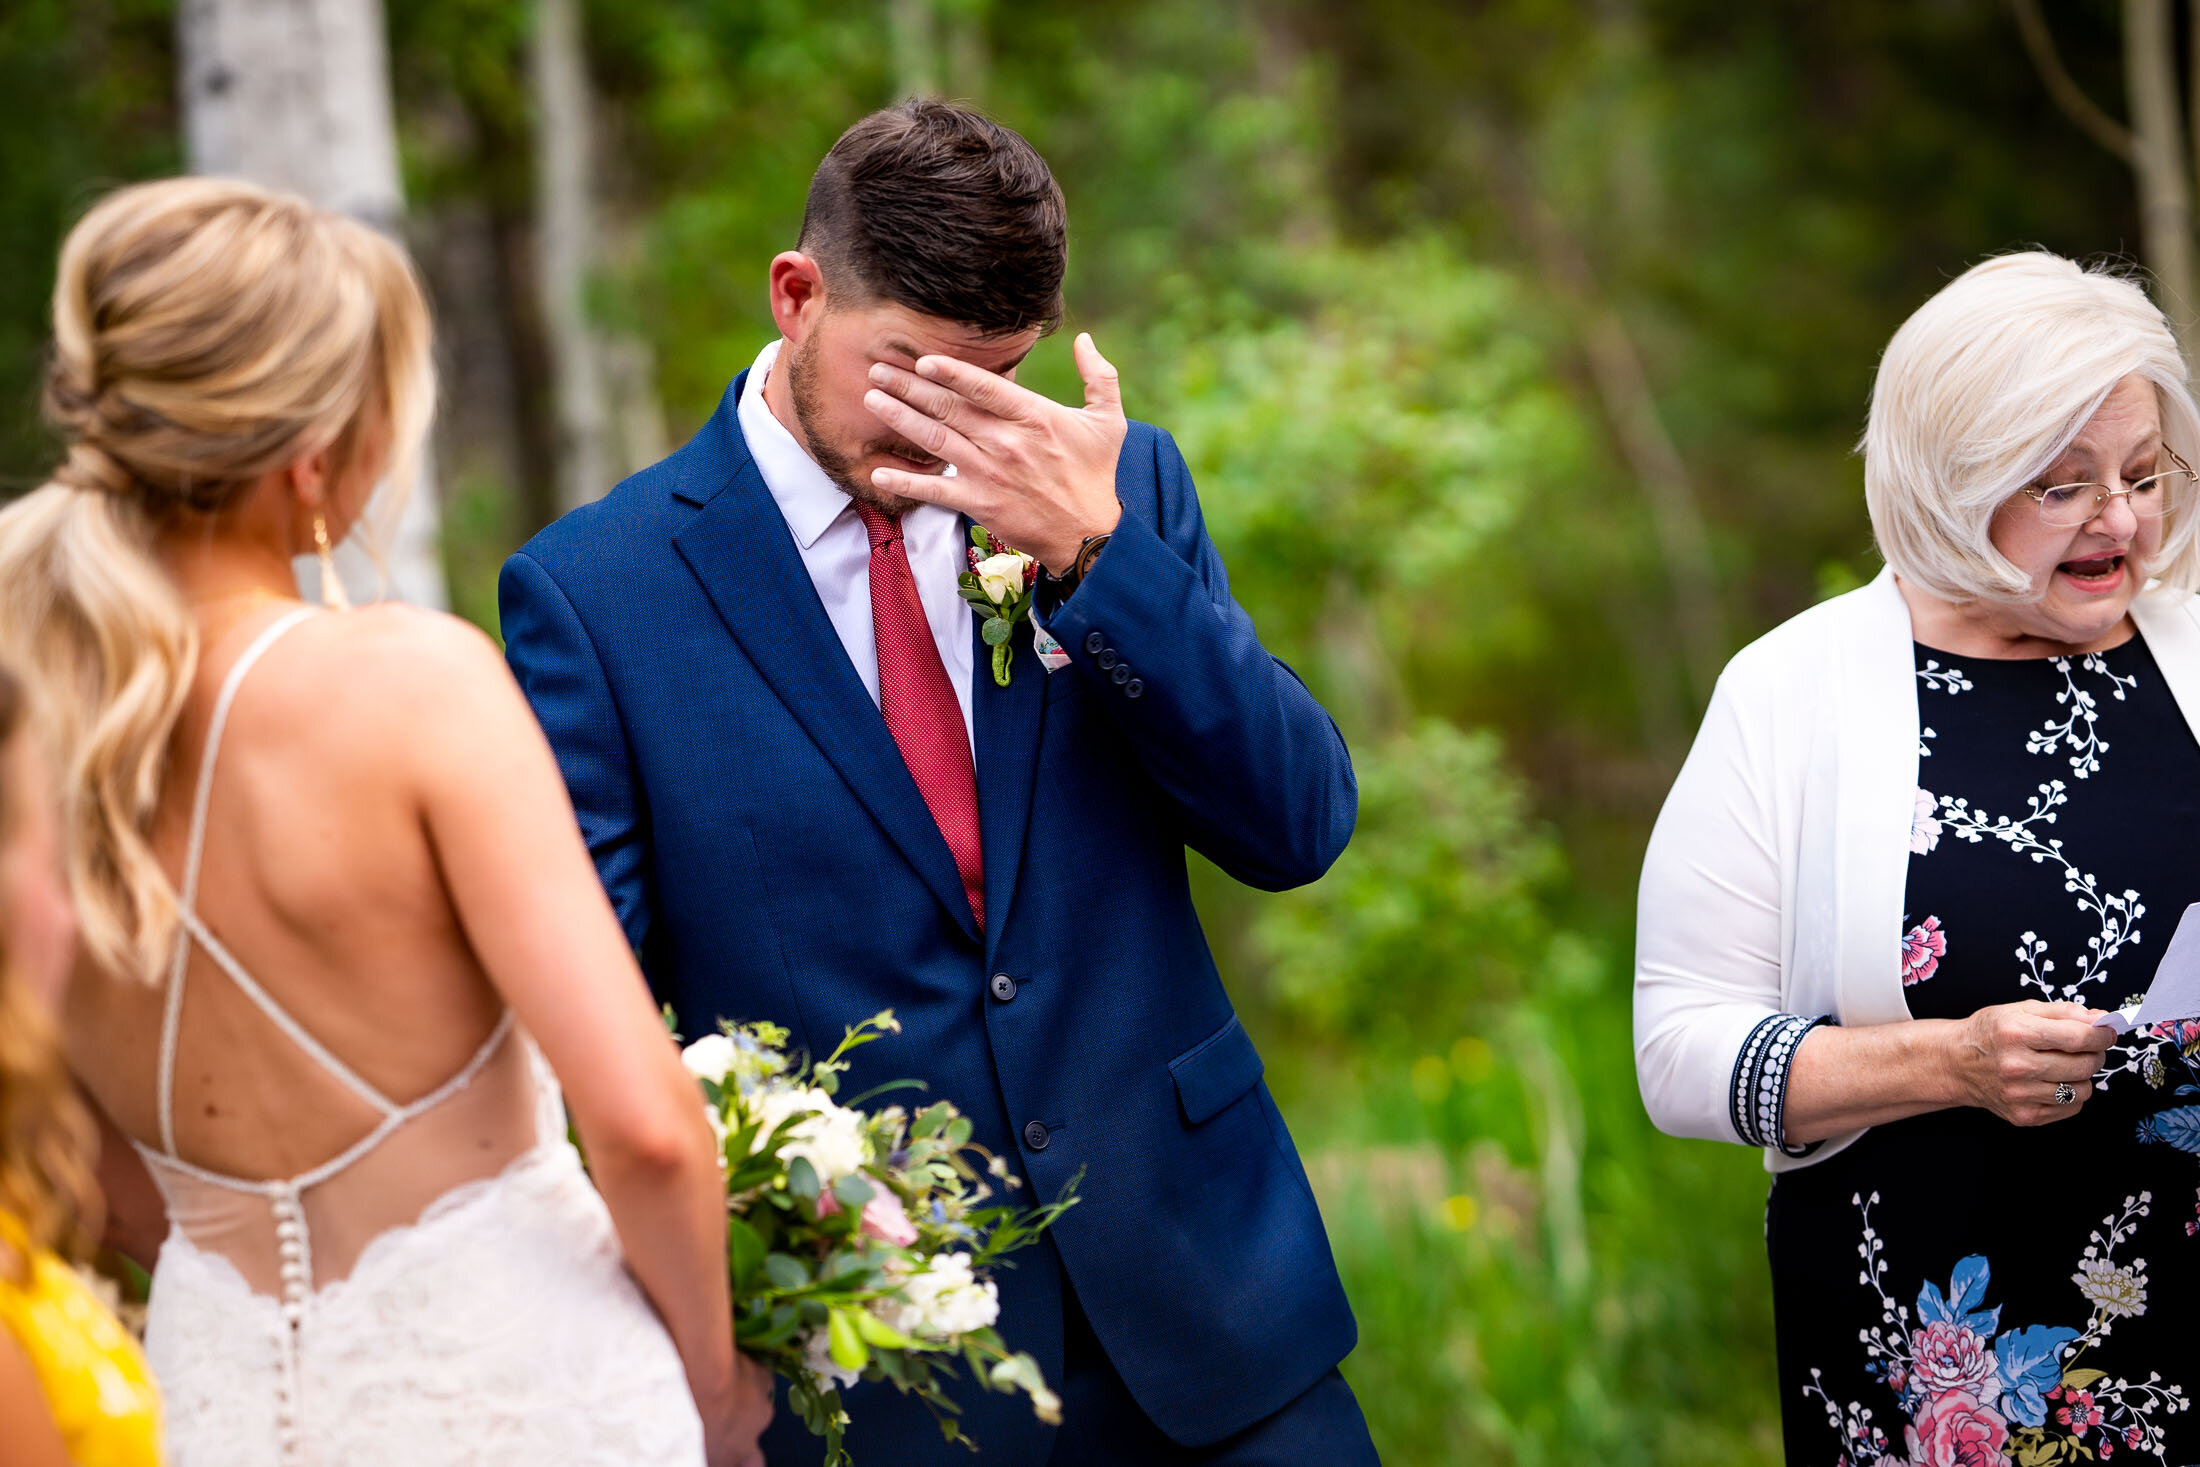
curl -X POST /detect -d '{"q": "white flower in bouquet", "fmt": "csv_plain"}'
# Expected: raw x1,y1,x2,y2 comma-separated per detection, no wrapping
702,1104,732,1171
877,1253,1001,1341
802,1326,863,1393
683,1030,790,1090
749,1085,871,1186
681,1033,741,1085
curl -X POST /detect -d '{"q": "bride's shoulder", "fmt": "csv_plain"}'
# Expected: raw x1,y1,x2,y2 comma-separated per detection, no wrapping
279,604,513,730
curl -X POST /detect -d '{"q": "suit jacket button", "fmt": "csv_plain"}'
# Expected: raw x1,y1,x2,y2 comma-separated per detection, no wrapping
1083,631,1106,655
1023,1120,1050,1151
1124,677,1144,699
990,972,1018,1002
1110,664,1132,686
1096,648,1119,671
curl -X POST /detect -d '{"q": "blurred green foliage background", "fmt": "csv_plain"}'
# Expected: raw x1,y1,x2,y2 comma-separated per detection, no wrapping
0,1,2152,1461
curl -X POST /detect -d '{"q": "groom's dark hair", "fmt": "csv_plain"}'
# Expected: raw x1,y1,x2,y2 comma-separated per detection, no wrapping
799,99,1067,338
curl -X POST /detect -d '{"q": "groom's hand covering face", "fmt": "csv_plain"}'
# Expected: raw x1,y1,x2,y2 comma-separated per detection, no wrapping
862,329,1128,576
780,289,1040,505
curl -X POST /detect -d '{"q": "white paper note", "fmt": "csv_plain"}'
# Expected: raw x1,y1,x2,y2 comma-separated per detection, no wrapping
2095,900,2200,1033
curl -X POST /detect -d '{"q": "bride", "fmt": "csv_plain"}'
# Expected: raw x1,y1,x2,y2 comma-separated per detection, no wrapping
0,179,771,1464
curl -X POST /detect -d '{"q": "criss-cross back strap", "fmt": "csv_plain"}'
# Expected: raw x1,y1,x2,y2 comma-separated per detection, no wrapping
137,1007,517,1198
153,607,403,1158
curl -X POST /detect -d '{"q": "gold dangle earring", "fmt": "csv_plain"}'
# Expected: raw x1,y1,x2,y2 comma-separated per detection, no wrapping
313,514,351,611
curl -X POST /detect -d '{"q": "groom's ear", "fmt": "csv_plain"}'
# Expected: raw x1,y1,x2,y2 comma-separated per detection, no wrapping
768,252,830,343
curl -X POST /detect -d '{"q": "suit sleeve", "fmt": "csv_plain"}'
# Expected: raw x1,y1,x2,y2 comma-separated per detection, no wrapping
498,549,656,958
1038,426,1357,891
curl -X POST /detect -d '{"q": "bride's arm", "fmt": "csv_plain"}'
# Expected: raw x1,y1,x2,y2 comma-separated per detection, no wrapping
392,613,769,1466
84,1094,165,1270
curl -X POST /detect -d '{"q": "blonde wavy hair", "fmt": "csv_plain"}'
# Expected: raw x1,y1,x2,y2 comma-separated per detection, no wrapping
0,177,433,984
0,662,99,1275
1863,251,2200,603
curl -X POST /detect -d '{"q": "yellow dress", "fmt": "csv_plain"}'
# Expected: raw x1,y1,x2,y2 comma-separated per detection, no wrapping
0,1212,161,1467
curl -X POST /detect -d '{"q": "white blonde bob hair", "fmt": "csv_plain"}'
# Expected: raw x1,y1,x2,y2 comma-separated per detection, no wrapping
1864,250,2200,603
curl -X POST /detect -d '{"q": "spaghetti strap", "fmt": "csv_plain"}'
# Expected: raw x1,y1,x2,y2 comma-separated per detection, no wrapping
158,606,322,1158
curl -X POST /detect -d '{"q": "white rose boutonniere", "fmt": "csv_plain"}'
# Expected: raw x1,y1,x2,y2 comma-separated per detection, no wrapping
958,526,1039,686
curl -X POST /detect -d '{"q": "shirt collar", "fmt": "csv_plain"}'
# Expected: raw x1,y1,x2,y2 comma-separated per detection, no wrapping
737,338,856,551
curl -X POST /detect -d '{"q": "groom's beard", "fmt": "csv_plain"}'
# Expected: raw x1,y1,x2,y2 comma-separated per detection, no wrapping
785,336,931,518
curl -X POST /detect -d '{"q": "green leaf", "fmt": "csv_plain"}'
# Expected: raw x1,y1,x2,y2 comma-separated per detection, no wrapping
945,1116,974,1148
969,525,989,550
725,1215,766,1292
762,1251,810,1291
912,1103,954,1139
2062,1368,2108,1389
853,1309,918,1349
823,1251,878,1284
787,1155,821,1203
828,1306,871,1370
832,1173,875,1209
982,616,1013,646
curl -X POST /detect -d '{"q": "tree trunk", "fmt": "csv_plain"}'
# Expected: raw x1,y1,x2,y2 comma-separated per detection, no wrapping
176,0,448,609
2127,0,2200,366
532,0,611,515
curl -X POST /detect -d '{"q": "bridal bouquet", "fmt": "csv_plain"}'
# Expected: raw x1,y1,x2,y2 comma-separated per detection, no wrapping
676,1011,1076,1465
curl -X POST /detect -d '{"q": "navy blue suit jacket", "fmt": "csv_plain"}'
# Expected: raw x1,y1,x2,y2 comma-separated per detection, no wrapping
500,371,1359,1457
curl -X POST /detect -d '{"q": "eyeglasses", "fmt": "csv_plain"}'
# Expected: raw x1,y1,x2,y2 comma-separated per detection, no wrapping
2019,445,2198,527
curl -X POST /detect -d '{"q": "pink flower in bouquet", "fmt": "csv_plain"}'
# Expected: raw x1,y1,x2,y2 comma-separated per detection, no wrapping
1901,918,1946,986
858,1188,919,1247
1908,1321,1994,1397
813,1185,921,1247
1904,1390,2007,1467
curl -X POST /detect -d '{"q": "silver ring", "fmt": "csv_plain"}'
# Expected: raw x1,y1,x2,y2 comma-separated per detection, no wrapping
2055,1082,2077,1106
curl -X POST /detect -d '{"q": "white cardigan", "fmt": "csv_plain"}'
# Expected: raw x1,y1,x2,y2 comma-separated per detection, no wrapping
1633,566,2200,1171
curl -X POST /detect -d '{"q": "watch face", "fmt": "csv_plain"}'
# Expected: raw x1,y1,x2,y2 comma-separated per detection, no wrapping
1075,534,1110,580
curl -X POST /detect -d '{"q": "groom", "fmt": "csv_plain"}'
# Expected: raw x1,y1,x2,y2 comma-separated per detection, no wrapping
502,100,1376,1466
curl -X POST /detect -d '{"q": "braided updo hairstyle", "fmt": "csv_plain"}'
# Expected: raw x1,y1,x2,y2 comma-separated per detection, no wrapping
0,177,434,983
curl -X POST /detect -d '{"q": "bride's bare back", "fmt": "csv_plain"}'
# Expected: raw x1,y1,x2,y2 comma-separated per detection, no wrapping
70,604,537,1195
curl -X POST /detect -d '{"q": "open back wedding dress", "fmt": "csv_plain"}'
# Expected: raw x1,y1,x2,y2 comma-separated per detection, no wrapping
130,609,706,1466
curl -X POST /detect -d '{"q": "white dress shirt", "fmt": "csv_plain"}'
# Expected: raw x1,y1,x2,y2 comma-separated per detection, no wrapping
738,339,976,755
1633,566,2200,1169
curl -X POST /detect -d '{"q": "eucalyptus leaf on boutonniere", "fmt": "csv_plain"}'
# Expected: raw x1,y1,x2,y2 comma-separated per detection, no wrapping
958,526,1040,686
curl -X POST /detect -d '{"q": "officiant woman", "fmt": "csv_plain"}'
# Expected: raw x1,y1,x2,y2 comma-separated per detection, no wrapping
1636,252,2200,1464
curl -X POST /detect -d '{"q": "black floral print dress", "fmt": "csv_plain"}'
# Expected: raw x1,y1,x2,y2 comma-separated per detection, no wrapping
1769,636,2200,1467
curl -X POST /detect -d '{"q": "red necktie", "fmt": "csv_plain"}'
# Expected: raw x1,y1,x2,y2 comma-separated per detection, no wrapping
855,502,985,930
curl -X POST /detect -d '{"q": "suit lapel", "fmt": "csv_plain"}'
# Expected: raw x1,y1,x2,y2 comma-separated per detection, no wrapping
671,387,981,944
971,549,1046,965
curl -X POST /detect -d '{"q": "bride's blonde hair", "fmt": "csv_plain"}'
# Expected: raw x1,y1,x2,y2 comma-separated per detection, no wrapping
0,177,434,983
0,663,98,1273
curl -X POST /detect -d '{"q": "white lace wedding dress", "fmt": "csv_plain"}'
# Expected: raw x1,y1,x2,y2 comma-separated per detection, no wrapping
130,609,706,1465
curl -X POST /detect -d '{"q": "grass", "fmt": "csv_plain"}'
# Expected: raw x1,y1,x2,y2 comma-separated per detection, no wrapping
1274,984,1785,1466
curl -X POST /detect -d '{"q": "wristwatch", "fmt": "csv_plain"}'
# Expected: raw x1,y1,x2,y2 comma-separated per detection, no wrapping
1047,531,1111,591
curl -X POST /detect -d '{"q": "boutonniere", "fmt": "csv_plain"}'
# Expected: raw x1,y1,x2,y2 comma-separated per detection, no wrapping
958,526,1039,686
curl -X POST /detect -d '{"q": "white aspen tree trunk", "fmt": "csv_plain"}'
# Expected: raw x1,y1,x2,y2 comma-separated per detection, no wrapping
533,0,666,511
177,0,449,609
533,0,610,514
2127,0,2200,367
